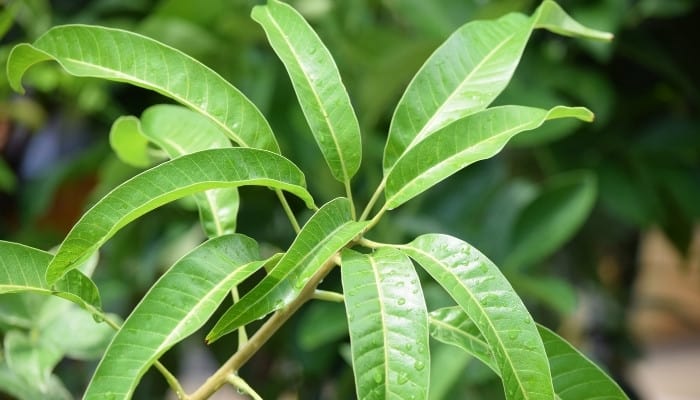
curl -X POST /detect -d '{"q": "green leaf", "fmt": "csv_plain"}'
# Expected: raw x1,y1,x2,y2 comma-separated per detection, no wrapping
539,325,628,399
428,307,498,372
139,104,240,237
7,24,279,152
341,248,430,400
533,1,614,40
505,171,597,271
84,234,265,400
0,362,71,400
252,0,361,183
207,198,367,343
4,330,62,390
384,1,611,171
385,106,593,209
429,307,629,399
0,241,100,311
109,116,154,168
46,148,314,284
401,234,553,400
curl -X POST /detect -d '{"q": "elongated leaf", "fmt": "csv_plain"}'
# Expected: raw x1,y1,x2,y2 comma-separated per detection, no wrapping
46,148,314,284
401,234,553,400
84,234,265,400
539,325,628,399
7,24,279,152
430,307,629,399
140,104,240,237
0,241,100,311
341,248,430,400
207,198,367,342
386,106,592,209
505,171,597,271
384,0,611,171
252,0,361,183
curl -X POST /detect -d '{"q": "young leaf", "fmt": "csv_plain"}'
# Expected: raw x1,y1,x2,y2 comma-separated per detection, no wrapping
385,106,593,209
109,116,153,168
429,307,629,399
84,234,265,400
401,234,554,400
46,148,314,284
341,248,430,400
0,241,100,311
140,104,240,237
207,198,367,343
505,171,597,271
384,0,611,171
6,25,279,152
252,0,362,183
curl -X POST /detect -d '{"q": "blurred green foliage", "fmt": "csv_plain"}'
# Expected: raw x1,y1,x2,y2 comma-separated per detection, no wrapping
0,0,698,398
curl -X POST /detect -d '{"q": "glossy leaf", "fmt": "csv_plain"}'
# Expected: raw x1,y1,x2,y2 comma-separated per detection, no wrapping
386,106,593,209
539,325,629,399
401,234,553,400
430,307,629,399
109,116,153,168
505,171,597,271
139,104,240,237
46,148,314,284
252,0,362,183
7,24,279,152
207,198,367,342
84,234,265,399
0,241,100,311
384,0,611,171
341,248,430,400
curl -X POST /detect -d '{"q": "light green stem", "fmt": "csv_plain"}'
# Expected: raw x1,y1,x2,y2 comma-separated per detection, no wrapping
275,189,302,233
359,176,387,221
231,286,248,348
344,178,357,220
313,289,344,303
226,374,263,400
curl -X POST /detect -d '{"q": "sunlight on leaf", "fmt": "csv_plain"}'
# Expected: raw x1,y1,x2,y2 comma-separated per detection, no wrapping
401,234,553,400
385,106,593,209
7,25,279,152
46,148,314,284
252,0,362,184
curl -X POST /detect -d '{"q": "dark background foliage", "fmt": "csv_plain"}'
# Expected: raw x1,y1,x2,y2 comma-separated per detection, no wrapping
1,0,698,398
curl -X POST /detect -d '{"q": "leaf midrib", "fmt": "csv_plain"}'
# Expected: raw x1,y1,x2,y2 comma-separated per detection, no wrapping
393,31,518,169
62,58,249,148
407,245,530,399
387,119,531,207
262,8,350,184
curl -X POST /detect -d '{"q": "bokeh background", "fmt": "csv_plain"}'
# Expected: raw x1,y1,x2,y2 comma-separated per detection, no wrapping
1,0,699,399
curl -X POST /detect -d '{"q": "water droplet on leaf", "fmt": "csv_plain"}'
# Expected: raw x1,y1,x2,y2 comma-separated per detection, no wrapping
414,360,425,371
